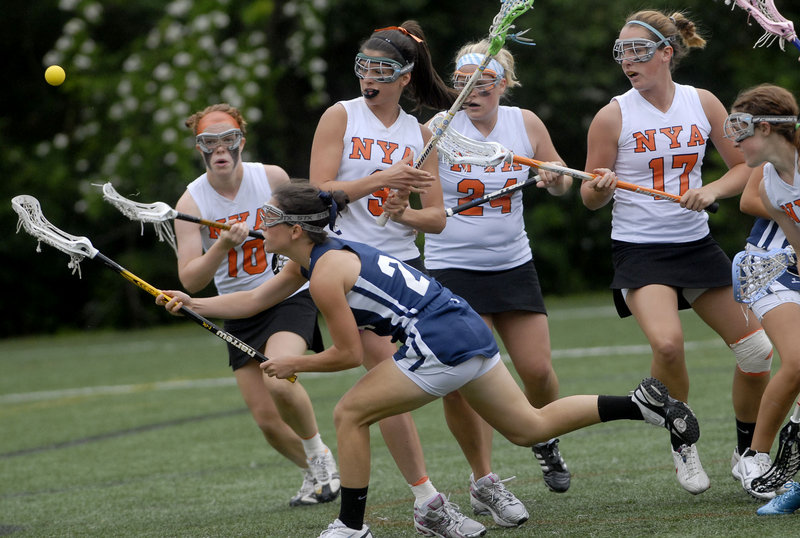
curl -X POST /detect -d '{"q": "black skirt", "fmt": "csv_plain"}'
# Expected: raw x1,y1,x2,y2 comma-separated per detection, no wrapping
610,235,732,318
223,289,322,370
428,260,546,315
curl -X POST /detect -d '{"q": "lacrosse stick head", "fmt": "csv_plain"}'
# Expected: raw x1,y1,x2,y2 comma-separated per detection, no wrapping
11,195,98,277
101,182,177,253
732,246,797,303
488,0,536,55
726,0,800,50
431,113,512,168
751,406,800,493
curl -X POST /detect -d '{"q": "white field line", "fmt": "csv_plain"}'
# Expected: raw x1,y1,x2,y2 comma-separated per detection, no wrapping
0,339,725,405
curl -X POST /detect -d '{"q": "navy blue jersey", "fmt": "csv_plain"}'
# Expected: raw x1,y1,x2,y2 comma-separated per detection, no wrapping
746,217,800,288
746,217,788,251
303,238,499,369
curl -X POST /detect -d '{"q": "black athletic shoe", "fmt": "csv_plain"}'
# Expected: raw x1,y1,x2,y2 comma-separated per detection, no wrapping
532,438,571,493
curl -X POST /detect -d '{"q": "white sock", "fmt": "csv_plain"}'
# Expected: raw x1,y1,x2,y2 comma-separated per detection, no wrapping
410,477,438,506
300,432,326,459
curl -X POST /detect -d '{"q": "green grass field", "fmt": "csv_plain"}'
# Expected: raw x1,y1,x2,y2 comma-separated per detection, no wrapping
1,292,797,537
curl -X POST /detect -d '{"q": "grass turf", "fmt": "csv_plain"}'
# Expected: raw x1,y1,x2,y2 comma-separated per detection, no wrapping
0,292,796,537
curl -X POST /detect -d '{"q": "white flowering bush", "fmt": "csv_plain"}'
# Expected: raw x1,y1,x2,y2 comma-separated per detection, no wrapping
41,0,329,211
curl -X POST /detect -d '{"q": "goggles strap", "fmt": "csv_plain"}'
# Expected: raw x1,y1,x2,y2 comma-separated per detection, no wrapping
627,20,669,43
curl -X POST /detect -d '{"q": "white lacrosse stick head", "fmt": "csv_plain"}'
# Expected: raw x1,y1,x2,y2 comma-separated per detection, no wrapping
101,182,177,253
431,113,513,168
732,245,797,303
12,195,98,277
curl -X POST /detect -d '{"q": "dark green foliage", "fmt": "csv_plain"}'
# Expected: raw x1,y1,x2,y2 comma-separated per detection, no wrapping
3,0,800,335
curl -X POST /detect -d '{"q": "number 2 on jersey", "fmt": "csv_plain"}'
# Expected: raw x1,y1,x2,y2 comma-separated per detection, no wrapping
456,178,518,216
377,255,430,296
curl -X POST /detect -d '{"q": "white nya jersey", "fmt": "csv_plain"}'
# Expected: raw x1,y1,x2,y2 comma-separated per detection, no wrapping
424,107,533,271
763,156,800,233
186,162,287,295
334,97,424,260
755,158,800,289
611,83,711,243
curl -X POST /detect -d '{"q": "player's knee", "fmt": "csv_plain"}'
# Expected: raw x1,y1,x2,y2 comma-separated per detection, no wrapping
332,398,371,430
514,357,554,382
731,329,773,376
650,338,684,365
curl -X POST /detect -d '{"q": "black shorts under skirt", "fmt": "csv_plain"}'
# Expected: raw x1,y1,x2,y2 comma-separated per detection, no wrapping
610,234,732,318
428,260,546,315
223,289,323,370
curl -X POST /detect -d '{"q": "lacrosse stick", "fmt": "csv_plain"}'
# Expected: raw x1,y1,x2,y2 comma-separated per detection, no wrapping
751,400,800,494
11,195,294,383
446,175,541,216
434,117,719,215
101,183,264,254
376,0,536,226
725,0,800,51
732,245,797,303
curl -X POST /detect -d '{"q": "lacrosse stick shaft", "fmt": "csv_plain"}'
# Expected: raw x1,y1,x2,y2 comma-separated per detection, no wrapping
446,176,539,216
375,54,500,227
376,0,535,226
93,251,295,383
513,155,719,213
176,213,264,239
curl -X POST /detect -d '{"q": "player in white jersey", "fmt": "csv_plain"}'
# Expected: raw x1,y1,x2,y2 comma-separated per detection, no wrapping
727,84,800,502
309,22,488,536
423,41,571,524
581,10,771,496
177,104,339,507
157,182,703,538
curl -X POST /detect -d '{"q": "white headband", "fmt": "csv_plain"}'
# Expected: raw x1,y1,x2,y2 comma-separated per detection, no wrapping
456,53,505,79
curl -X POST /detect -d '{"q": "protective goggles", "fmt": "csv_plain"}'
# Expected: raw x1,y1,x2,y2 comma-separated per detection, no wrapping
723,112,799,143
612,37,671,63
196,129,243,154
259,204,330,233
451,69,500,95
354,53,414,83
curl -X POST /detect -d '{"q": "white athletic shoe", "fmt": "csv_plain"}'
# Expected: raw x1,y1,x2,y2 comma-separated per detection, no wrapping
289,468,319,507
309,448,341,503
414,493,486,537
318,519,373,537
671,444,710,494
469,473,528,527
731,448,742,481
737,450,777,500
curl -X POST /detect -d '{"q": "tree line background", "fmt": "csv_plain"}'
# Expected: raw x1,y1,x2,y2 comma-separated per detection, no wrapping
3,0,800,337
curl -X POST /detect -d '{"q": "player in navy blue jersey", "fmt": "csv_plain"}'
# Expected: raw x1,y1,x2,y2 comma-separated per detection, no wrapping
158,182,701,538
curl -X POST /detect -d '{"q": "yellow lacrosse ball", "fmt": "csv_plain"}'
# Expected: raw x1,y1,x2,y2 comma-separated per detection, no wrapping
45,65,66,86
